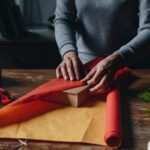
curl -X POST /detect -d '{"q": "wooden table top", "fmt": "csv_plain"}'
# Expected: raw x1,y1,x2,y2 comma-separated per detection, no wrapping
0,69,150,150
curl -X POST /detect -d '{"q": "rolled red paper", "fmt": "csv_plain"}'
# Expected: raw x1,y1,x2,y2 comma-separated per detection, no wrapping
0,100,64,127
104,67,131,147
104,83,122,147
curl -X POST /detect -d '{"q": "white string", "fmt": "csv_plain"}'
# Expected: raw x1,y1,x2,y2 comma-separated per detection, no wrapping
18,139,28,148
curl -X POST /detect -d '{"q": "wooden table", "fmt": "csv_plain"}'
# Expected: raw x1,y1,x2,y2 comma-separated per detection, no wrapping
0,69,150,150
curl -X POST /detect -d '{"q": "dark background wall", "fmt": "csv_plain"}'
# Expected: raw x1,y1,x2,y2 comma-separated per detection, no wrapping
0,0,61,69
0,0,149,69
15,0,56,26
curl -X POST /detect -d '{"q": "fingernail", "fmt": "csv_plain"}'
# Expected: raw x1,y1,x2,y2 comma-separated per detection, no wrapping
64,77,67,80
87,81,91,85
71,77,73,81
90,88,94,92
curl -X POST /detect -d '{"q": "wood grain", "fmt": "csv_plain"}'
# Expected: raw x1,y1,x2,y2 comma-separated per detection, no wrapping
0,69,150,150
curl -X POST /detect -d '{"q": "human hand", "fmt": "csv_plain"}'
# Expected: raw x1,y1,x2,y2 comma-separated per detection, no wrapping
81,52,123,94
56,51,85,80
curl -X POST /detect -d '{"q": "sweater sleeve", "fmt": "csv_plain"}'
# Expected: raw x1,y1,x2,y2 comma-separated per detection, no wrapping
54,0,77,57
117,0,150,66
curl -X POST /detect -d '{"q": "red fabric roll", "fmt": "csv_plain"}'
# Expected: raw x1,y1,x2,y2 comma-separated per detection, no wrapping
104,67,131,147
104,83,122,147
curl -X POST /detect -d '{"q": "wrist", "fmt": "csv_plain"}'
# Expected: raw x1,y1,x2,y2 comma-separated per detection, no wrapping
106,52,124,70
112,52,122,60
112,52,124,69
63,50,78,60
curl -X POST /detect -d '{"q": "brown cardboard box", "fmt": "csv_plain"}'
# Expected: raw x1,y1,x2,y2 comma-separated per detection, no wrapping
63,85,90,107
52,85,90,107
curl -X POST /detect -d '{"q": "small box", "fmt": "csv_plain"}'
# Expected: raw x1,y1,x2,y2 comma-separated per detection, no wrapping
53,85,90,107
63,85,90,107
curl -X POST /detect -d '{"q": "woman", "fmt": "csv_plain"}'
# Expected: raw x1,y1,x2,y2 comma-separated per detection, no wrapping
54,0,150,94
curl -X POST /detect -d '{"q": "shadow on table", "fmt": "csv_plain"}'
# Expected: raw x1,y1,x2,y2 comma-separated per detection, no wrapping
120,73,139,149
121,90,134,149
2,77,24,88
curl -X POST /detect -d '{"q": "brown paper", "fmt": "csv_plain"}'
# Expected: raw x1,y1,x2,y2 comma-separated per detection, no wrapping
0,97,106,145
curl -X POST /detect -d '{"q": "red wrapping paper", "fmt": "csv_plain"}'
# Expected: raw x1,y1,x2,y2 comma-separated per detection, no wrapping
105,83,122,147
0,57,130,147
104,67,130,147
0,79,85,126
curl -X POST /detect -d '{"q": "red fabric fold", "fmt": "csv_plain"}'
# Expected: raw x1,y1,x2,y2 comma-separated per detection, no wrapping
8,78,85,106
0,79,85,126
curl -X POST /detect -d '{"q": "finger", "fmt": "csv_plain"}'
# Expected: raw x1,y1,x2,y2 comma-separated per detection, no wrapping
81,68,96,83
96,84,111,94
90,85,109,95
87,68,103,85
56,66,62,78
61,63,69,80
90,89,106,96
84,67,88,75
72,58,80,80
90,74,109,92
66,59,75,80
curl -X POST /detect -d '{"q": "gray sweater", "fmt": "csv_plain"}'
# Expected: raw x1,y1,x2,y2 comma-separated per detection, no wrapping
54,0,150,65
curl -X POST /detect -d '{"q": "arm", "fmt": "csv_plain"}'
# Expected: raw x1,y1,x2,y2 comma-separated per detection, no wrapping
54,0,77,57
117,0,150,66
82,0,150,94
55,0,85,81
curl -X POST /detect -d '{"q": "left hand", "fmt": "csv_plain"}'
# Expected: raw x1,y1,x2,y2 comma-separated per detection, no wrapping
81,52,123,95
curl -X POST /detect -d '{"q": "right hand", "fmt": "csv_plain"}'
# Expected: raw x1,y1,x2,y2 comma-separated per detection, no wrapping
56,51,85,80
